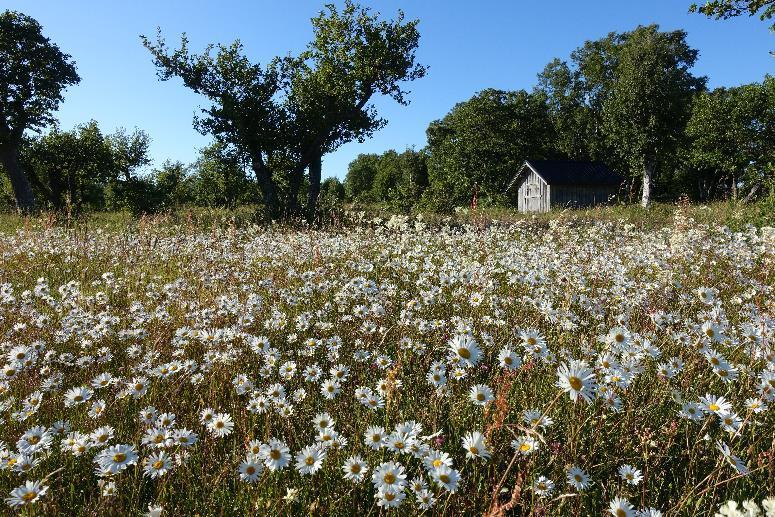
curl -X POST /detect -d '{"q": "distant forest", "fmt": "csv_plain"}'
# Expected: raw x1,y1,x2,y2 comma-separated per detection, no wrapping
1,3,773,218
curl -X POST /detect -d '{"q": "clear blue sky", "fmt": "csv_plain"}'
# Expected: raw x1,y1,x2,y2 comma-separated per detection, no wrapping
5,0,774,179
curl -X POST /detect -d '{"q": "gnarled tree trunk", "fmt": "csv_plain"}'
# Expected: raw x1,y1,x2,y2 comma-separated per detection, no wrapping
306,150,322,221
250,156,279,220
641,159,654,208
0,145,36,212
286,164,305,220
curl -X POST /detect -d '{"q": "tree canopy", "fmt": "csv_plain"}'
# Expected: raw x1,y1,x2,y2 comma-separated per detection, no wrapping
0,10,80,211
536,25,706,206
690,0,775,30
142,0,425,220
423,89,555,211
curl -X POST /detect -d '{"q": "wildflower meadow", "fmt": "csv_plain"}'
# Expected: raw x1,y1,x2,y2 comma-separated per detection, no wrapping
0,209,773,515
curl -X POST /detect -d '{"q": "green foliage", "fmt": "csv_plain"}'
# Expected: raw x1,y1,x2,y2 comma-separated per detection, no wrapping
536,25,705,206
683,76,775,199
422,89,555,211
344,153,380,202
0,11,80,141
152,160,193,209
0,10,80,210
20,121,115,211
345,148,428,210
16,121,153,213
689,0,775,29
142,0,425,220
189,143,255,208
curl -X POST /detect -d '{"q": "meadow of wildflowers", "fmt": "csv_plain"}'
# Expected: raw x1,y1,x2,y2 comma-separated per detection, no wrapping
0,210,773,515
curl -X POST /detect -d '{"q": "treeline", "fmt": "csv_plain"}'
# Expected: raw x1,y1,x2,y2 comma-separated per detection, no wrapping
346,25,774,211
0,3,425,219
2,6,773,217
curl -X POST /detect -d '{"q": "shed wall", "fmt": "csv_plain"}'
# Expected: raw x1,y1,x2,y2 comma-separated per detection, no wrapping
549,186,617,208
516,167,550,213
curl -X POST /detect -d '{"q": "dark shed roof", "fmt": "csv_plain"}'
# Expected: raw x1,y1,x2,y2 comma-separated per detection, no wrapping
523,160,623,187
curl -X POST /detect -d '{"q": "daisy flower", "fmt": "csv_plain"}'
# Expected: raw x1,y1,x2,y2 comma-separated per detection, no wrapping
376,486,406,508
207,413,234,437
523,409,554,429
424,450,453,470
294,445,326,475
96,444,138,474
618,464,643,485
469,384,494,406
430,464,460,492
364,426,386,450
532,475,554,496
461,431,490,460
608,497,635,517
260,438,291,471
342,455,369,482
174,429,199,448
415,488,437,509
5,480,48,508
143,451,172,478
64,386,93,407
498,347,521,369
566,465,592,491
699,394,732,416
556,360,596,403
199,408,215,425
449,334,482,367
716,440,748,475
312,412,334,431
511,435,539,455
372,461,407,491
238,455,263,482
320,379,341,399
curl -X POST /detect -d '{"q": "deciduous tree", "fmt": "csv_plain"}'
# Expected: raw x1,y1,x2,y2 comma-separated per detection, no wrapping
0,10,80,211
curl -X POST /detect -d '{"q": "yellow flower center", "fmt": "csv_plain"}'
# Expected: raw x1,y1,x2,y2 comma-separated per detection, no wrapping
709,403,720,412
569,376,583,391
305,457,314,466
270,450,281,460
113,453,126,462
350,464,361,473
458,348,471,359
152,460,164,469
520,442,531,452
383,473,396,484
246,466,256,475
439,474,450,483
22,492,36,502
28,436,40,445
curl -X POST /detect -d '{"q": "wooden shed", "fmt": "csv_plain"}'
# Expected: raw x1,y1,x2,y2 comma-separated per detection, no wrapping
506,160,622,213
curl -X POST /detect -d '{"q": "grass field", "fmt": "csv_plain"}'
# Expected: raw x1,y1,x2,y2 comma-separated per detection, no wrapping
0,202,773,515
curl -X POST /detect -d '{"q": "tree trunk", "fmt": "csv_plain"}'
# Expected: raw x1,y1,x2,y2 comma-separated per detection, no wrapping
306,151,322,221
0,145,36,212
641,160,654,208
286,164,304,220
250,157,279,219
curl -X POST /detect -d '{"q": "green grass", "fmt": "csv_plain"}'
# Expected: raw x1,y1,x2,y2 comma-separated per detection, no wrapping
0,202,773,515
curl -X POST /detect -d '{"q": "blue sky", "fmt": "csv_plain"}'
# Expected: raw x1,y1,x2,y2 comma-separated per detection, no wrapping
6,0,774,179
